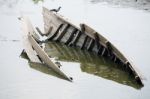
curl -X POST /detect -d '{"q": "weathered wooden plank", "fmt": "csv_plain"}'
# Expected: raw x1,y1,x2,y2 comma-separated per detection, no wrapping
35,27,44,36
75,33,87,48
35,26,53,36
83,36,92,50
45,26,53,36
43,8,64,35
54,24,70,41
101,47,107,56
80,35,88,49
21,16,72,81
87,39,95,51
68,30,81,46
64,28,77,45
28,35,72,81
59,26,76,43
82,24,128,63
43,7,82,32
21,16,41,63
46,24,63,41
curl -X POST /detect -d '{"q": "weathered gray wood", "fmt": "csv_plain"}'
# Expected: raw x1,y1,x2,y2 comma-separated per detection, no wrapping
82,24,128,63
81,35,88,49
21,16,41,63
87,39,94,51
83,36,92,50
76,34,87,48
83,24,143,85
46,24,63,41
42,7,144,85
91,42,100,54
28,35,72,81
59,25,75,43
101,47,106,56
21,16,72,81
65,28,77,45
69,30,81,46
36,27,44,36
35,26,53,37
43,7,64,35
54,24,70,41
45,26,53,36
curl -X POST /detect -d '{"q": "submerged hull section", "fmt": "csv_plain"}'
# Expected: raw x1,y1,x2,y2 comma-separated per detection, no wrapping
42,7,143,85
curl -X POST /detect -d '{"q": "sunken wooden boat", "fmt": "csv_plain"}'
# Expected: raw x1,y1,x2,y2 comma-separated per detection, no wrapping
39,7,144,85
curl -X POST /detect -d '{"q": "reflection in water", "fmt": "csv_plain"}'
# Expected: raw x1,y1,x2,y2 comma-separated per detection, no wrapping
20,51,71,81
44,42,142,89
29,62,70,81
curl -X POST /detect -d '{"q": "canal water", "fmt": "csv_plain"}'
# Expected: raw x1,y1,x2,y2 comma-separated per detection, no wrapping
0,0,150,99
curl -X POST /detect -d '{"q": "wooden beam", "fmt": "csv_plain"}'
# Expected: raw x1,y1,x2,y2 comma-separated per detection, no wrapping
65,28,77,45
101,47,106,56
81,35,88,49
54,24,70,41
35,27,44,36
46,23,63,41
87,38,94,51
45,26,53,36
68,30,81,46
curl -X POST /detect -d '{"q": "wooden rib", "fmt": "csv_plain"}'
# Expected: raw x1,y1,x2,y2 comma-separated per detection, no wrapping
69,31,81,46
87,39,95,51
105,41,113,56
81,35,88,49
46,24,63,41
35,27,44,36
54,24,70,41
45,26,53,36
97,45,103,54
114,56,117,62
101,47,106,56
65,28,77,45
93,32,102,54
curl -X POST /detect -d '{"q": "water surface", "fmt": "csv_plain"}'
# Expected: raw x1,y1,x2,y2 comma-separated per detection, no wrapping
0,0,150,99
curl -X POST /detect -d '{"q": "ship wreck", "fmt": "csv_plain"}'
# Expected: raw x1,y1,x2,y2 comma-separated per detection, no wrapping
20,7,144,86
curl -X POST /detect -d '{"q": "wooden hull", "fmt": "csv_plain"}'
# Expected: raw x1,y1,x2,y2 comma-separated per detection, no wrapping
42,7,143,85
21,16,41,63
21,16,72,81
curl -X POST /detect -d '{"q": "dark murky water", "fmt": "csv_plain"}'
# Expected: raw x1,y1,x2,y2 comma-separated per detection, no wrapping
0,0,150,99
